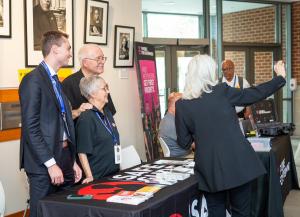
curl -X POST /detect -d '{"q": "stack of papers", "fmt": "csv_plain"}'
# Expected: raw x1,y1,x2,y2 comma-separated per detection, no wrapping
247,137,272,152
135,185,163,197
173,166,194,174
107,191,149,205
156,171,191,182
107,185,164,205
153,159,188,165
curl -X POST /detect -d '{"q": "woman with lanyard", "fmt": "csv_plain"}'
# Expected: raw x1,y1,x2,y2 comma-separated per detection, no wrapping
76,75,120,183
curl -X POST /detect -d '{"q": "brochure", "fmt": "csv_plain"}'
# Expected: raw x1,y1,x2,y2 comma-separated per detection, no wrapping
106,190,149,205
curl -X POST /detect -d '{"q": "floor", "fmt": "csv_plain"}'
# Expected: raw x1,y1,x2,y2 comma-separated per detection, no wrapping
283,137,300,217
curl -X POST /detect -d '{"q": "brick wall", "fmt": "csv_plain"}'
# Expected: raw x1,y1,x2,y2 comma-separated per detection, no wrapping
292,2,300,84
223,6,275,84
254,52,273,84
292,2,300,136
223,4,300,85
223,6,275,43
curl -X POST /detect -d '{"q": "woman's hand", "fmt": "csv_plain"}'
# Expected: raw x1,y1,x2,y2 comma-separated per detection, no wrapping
82,176,94,184
274,60,286,79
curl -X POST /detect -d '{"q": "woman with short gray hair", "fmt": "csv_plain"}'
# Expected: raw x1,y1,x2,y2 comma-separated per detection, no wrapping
175,54,286,217
76,76,120,183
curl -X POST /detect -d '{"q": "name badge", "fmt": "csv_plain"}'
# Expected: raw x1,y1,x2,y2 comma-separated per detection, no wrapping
114,145,121,164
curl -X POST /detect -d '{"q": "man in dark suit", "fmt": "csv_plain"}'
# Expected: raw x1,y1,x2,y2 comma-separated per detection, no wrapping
33,0,58,50
62,44,116,119
19,31,82,217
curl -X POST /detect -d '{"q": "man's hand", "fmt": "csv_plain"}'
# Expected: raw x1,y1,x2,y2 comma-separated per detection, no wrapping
48,164,64,185
72,103,93,119
79,103,93,112
73,162,82,183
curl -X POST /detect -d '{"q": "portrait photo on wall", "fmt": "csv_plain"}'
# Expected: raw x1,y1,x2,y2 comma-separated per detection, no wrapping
24,0,74,67
84,0,108,44
113,25,135,68
0,0,11,38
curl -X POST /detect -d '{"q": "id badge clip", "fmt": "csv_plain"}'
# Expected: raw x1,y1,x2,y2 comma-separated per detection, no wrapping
114,145,121,164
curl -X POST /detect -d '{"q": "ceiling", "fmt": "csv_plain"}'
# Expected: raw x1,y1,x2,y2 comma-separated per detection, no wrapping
142,0,299,15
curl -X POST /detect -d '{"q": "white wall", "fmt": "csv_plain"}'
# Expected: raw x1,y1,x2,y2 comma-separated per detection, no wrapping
0,0,145,215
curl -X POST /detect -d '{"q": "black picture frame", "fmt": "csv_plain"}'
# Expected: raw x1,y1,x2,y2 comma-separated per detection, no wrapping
24,0,74,67
0,0,12,38
113,25,135,68
84,0,109,45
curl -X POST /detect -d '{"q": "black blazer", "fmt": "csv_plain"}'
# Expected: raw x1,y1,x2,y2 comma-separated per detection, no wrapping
19,64,76,174
61,69,116,116
175,76,286,192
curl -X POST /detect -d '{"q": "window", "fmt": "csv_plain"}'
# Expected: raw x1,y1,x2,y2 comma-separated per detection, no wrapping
145,13,200,38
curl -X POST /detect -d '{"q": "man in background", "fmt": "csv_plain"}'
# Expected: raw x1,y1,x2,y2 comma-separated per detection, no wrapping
221,59,251,119
62,44,116,119
19,31,82,217
159,92,193,157
33,0,58,50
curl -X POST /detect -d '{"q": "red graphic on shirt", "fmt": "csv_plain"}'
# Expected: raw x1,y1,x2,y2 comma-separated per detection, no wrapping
78,181,146,200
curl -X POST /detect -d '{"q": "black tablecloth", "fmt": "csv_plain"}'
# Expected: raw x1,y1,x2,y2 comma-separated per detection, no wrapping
38,135,299,217
38,161,202,217
250,135,299,217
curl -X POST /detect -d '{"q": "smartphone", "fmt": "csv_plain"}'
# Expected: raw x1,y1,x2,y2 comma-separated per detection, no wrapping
67,194,93,200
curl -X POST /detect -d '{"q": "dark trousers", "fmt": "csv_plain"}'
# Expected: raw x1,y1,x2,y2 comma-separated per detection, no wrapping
27,147,74,217
204,182,251,217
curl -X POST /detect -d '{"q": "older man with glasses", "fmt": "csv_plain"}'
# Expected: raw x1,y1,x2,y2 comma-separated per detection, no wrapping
220,59,251,119
62,44,116,119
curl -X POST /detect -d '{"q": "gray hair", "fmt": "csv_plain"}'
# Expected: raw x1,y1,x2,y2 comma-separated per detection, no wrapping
79,75,105,100
183,54,218,100
78,44,102,66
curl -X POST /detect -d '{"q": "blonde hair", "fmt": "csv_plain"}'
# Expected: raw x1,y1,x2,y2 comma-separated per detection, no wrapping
183,54,218,99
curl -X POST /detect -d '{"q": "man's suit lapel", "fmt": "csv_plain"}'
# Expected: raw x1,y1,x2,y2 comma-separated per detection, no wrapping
38,64,61,112
38,64,75,145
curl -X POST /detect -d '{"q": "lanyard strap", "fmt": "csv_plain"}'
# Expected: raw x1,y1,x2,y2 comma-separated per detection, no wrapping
233,75,237,88
41,61,66,114
41,62,70,138
95,111,118,145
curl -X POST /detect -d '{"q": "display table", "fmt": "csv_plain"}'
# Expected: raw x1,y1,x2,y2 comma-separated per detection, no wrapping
37,135,299,217
38,159,202,217
250,135,299,217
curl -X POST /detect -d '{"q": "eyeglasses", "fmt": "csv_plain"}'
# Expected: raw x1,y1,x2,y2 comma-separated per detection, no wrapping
100,84,109,92
84,56,107,63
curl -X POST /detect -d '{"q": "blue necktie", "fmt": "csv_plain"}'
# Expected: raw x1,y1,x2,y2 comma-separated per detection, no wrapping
52,75,61,92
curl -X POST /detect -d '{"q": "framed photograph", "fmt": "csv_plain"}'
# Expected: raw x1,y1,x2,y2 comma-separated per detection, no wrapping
24,0,74,67
113,25,135,68
0,0,11,38
84,0,108,45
